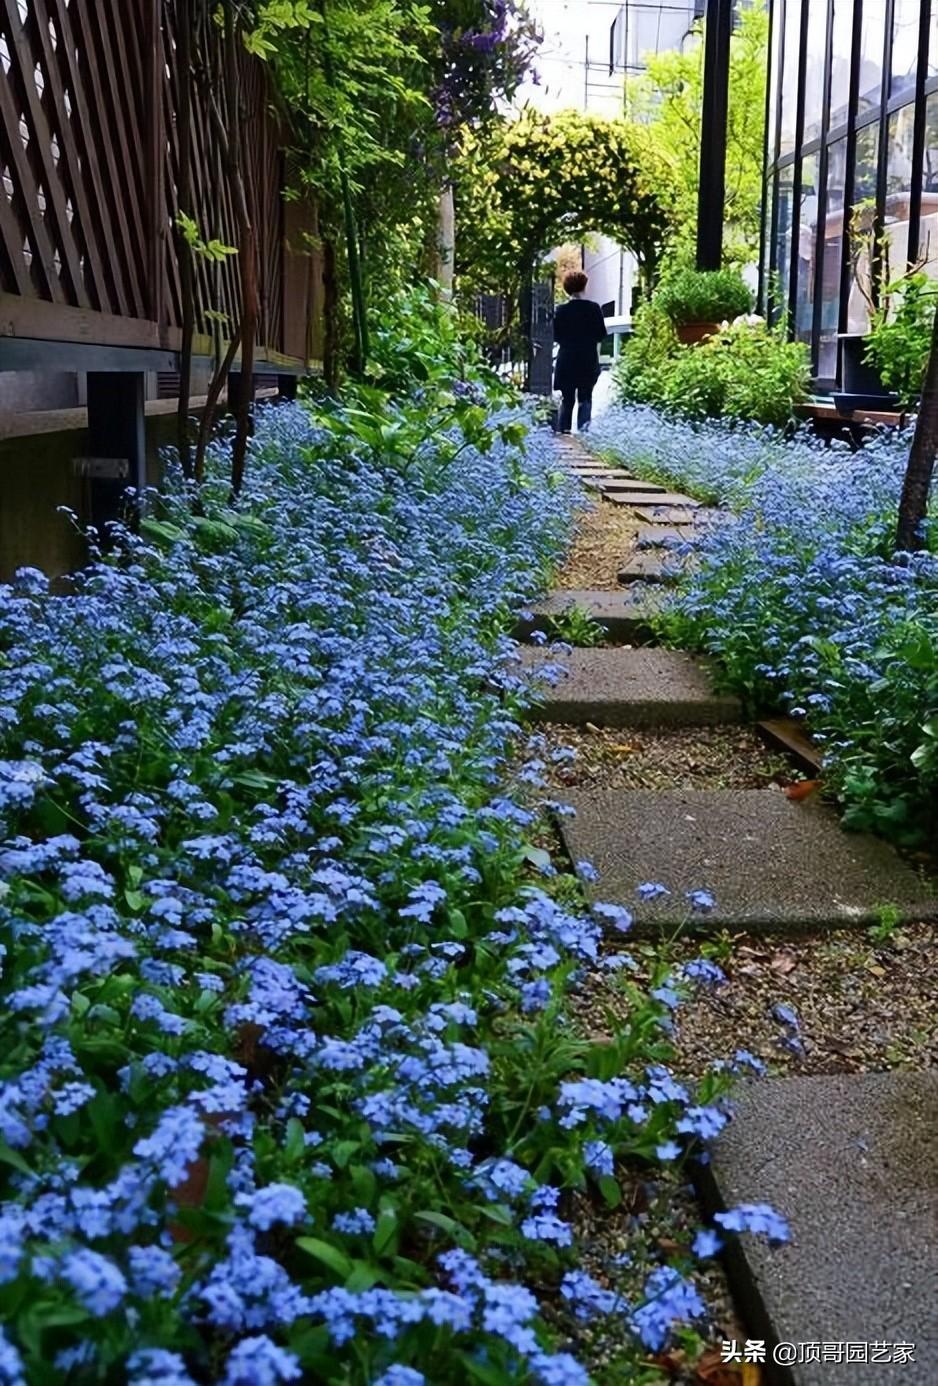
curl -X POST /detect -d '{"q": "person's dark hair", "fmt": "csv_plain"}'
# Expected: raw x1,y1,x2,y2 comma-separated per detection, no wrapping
563,270,588,295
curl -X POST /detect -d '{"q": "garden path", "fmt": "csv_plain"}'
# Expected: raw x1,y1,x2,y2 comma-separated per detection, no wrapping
523,430,938,1380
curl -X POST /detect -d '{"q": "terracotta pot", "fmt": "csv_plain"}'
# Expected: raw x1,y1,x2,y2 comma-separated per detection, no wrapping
675,321,720,345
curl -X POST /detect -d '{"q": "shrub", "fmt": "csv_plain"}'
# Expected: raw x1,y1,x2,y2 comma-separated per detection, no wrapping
615,314,809,427
653,266,754,325
864,271,938,406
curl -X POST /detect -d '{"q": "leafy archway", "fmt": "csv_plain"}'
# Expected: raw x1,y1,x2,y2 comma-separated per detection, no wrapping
455,109,677,308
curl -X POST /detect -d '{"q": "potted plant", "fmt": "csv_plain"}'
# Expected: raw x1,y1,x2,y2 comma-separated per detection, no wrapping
654,266,754,344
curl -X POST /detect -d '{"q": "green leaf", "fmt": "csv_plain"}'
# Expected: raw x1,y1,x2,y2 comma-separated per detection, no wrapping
284,1117,306,1163
413,1209,475,1249
296,1237,354,1280
0,1143,33,1177
599,1174,622,1207
372,1207,398,1256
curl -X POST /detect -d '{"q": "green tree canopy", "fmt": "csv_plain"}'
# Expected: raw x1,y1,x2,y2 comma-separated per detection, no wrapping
455,108,676,301
624,1,768,263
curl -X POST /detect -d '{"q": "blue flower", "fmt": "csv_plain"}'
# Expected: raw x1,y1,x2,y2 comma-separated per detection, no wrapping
60,1249,127,1316
333,1208,376,1236
637,882,670,900
221,1336,302,1385
239,1183,306,1231
691,1227,723,1258
715,1202,791,1243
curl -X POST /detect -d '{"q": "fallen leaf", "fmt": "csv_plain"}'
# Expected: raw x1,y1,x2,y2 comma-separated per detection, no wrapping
784,779,821,801
694,1347,742,1383
770,950,798,974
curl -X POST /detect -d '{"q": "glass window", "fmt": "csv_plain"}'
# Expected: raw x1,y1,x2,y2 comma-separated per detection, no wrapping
847,120,881,331
774,168,796,322
762,177,776,308
767,0,783,162
780,0,804,157
890,0,920,96
828,0,853,133
818,137,848,377
795,154,821,340
803,0,829,144
856,0,886,114
919,94,938,278
884,105,916,274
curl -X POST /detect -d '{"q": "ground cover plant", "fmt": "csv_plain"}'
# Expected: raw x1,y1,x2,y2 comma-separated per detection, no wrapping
0,355,787,1383
587,405,938,841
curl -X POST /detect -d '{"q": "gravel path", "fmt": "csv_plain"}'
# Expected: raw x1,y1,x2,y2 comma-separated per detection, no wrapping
533,723,795,793
553,492,641,591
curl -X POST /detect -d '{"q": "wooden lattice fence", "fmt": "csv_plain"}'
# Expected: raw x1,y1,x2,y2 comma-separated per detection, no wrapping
0,0,317,365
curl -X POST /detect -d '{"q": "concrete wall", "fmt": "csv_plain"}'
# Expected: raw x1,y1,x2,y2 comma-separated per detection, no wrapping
0,412,180,584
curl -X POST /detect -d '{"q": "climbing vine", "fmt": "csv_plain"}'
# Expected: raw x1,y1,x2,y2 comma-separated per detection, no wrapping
455,109,677,306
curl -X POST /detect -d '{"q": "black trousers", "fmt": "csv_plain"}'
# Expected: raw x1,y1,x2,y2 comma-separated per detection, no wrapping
558,383,594,433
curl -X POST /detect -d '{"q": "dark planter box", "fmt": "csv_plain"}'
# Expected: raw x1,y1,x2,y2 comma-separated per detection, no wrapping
840,334,891,396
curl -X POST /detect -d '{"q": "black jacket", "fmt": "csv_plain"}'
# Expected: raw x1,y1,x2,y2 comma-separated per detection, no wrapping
553,297,607,391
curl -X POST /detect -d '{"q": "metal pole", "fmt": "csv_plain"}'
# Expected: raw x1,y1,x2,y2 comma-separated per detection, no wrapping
696,0,733,270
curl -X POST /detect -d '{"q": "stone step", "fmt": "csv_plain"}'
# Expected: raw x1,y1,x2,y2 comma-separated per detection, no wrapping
520,647,739,727
634,524,701,547
618,550,694,584
587,478,670,495
557,787,938,932
514,589,663,643
703,1072,938,1383
602,490,700,508
606,498,703,525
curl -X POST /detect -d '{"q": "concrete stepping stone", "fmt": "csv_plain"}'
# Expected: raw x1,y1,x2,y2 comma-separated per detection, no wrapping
619,505,702,525
514,589,664,643
558,788,938,931
519,647,739,727
703,1072,938,1382
603,490,700,508
588,479,669,495
634,524,700,547
617,550,694,584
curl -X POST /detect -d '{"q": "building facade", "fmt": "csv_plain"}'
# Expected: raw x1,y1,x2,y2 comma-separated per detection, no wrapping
763,0,938,385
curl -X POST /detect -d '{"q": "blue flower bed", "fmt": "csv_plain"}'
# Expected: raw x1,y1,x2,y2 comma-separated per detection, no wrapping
0,397,781,1383
588,405,938,839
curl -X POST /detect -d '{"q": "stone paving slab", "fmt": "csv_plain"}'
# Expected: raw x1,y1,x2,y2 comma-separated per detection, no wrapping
607,499,703,525
519,647,739,727
558,788,938,931
602,490,700,507
702,1072,938,1384
633,524,700,547
617,550,694,584
514,589,664,643
587,479,669,494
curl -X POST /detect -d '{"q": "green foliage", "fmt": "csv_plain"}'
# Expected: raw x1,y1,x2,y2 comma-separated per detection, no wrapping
616,310,810,427
654,266,753,325
864,271,938,406
546,606,605,646
624,1,768,261
455,108,676,304
174,212,238,263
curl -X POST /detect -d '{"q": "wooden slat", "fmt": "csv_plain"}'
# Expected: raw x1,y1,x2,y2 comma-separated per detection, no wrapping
47,0,133,316
2,0,87,304
69,0,147,316
28,0,110,309
0,12,64,301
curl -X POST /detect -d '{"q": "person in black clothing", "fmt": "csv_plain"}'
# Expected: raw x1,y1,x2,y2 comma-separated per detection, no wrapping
553,270,607,433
